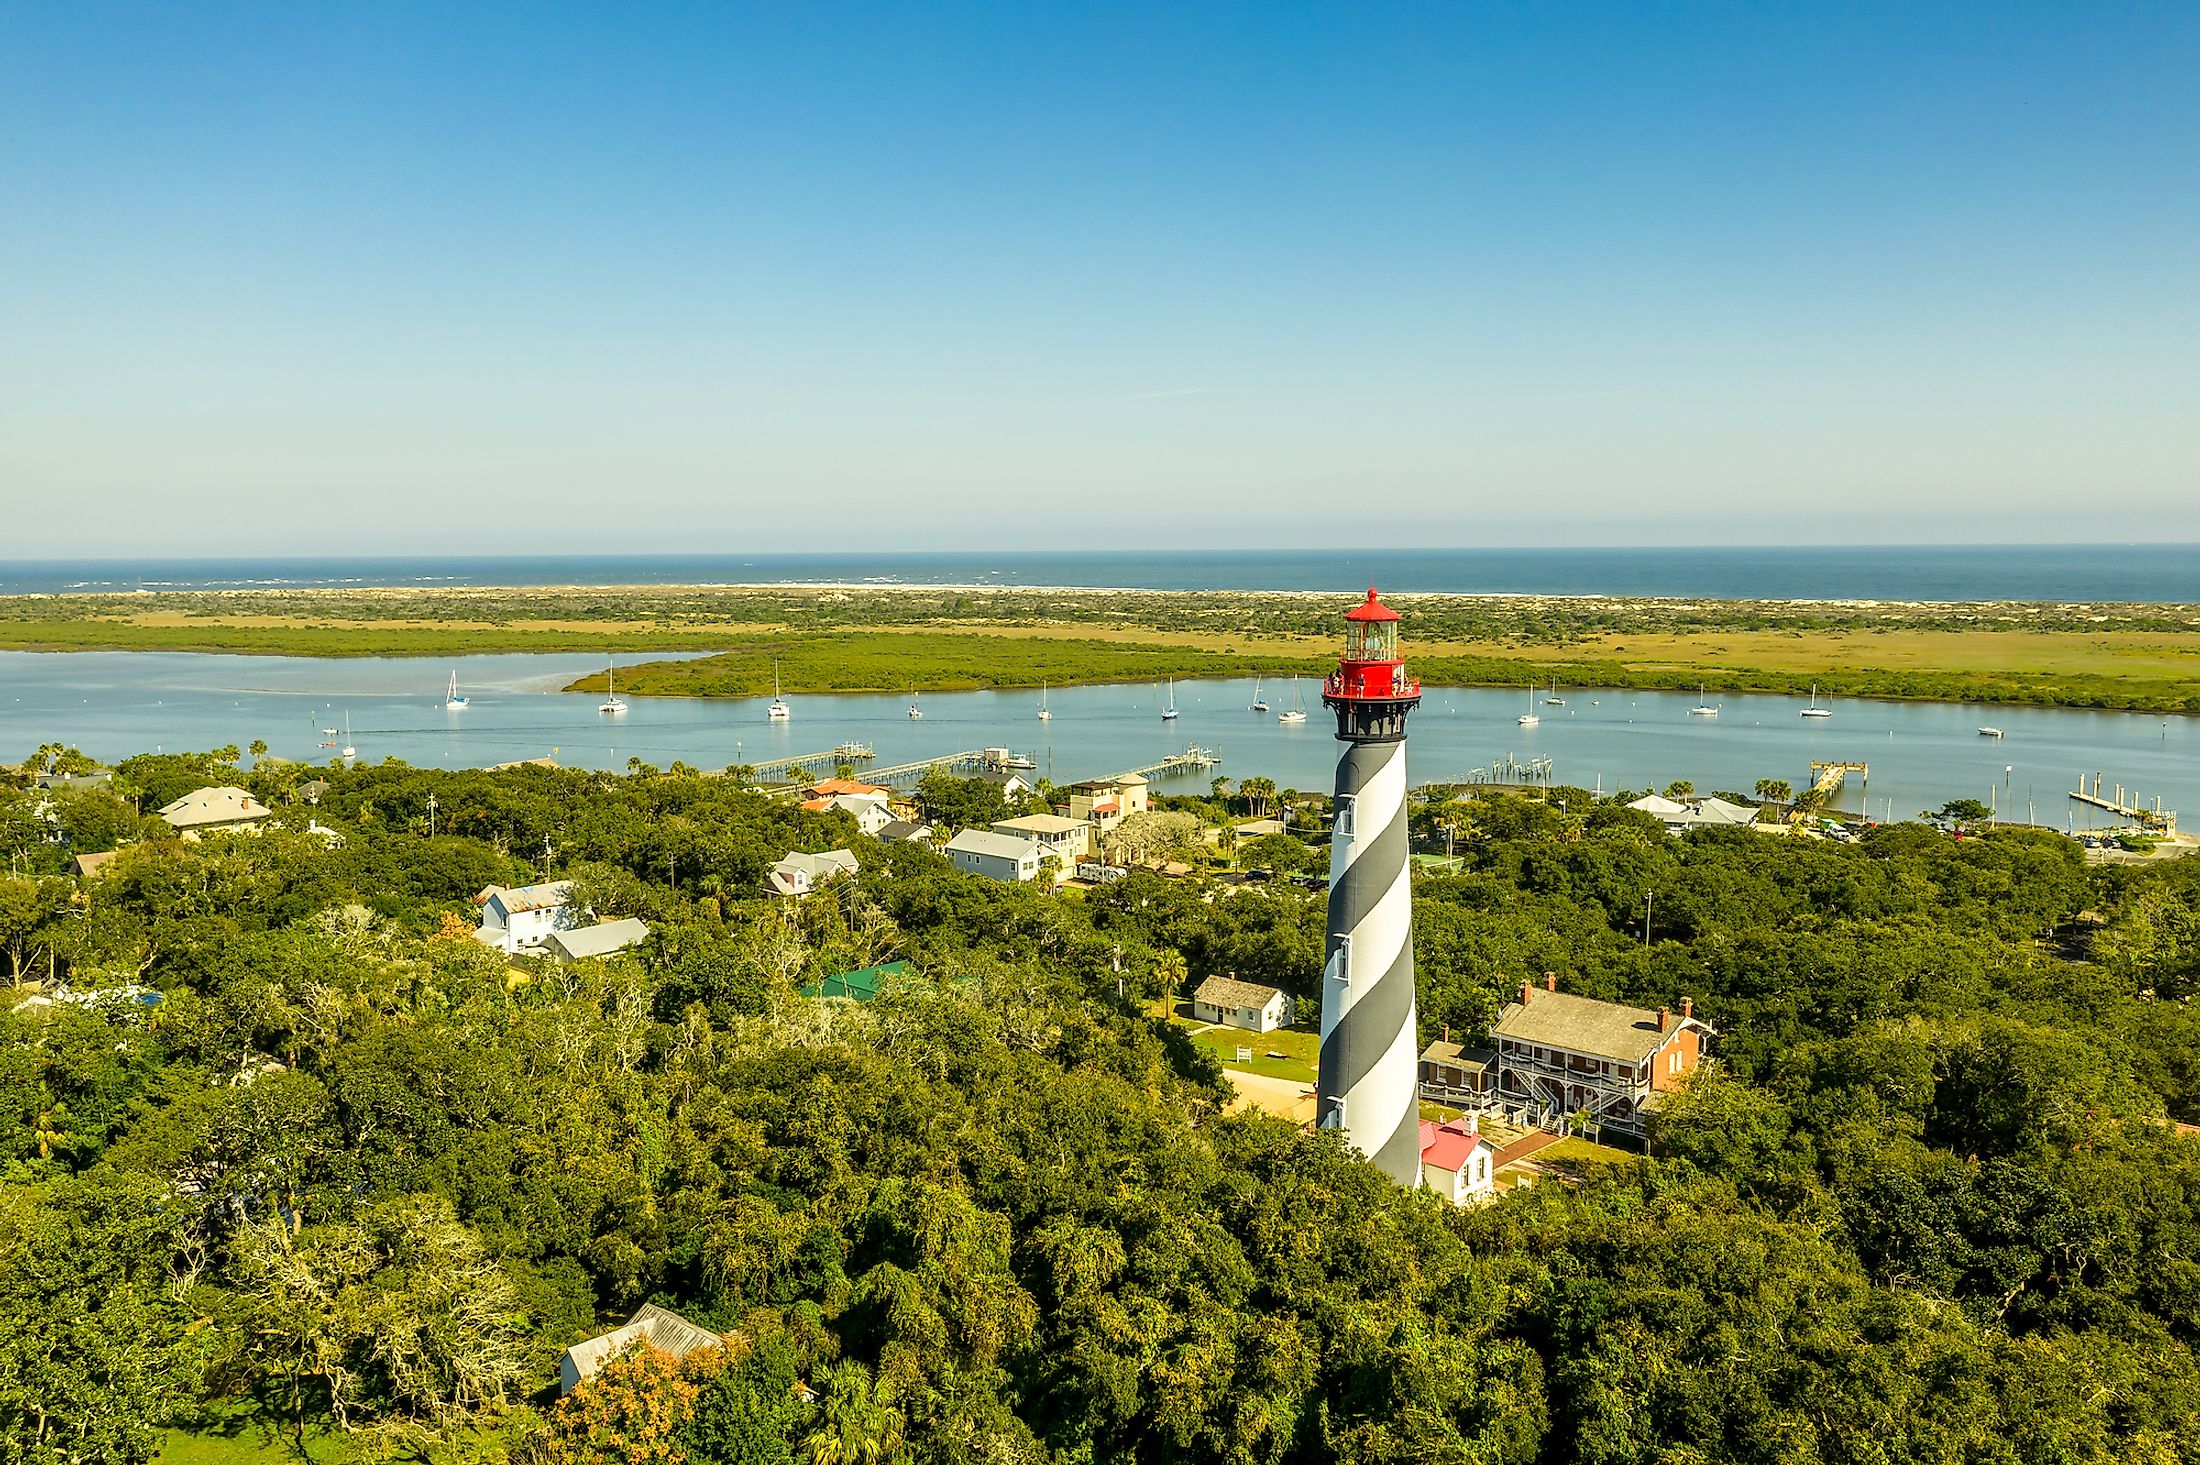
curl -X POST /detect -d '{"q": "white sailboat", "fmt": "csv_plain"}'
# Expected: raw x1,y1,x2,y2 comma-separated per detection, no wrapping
767,662,790,721
1037,682,1052,721
1801,683,1833,719
1544,679,1565,707
444,671,468,710
599,661,628,715
1277,677,1307,724
1250,675,1269,713
1161,679,1179,721
907,687,923,719
1517,684,1541,727
340,713,356,760
1689,684,1720,718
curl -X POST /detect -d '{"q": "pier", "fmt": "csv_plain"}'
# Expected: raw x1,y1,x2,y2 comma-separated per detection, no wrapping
2070,773,2178,833
864,748,995,784
741,742,875,780
1809,760,1869,803
1119,746,1222,780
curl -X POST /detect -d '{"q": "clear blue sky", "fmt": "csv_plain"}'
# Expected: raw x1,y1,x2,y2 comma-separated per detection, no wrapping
3,2,2195,555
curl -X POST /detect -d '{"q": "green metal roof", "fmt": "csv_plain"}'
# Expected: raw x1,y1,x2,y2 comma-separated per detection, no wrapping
800,959,915,1002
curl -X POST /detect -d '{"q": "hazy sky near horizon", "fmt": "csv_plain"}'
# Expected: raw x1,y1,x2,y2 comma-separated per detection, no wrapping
3,2,2196,556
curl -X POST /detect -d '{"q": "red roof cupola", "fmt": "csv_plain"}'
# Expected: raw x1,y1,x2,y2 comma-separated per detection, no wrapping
1343,586,1400,623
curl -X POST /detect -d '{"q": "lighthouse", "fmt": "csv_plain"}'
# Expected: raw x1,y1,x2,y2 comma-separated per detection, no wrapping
1316,588,1424,1184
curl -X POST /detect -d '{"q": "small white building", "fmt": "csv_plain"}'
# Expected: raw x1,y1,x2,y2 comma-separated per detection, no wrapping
543,917,650,964
1191,974,1290,1033
990,812,1093,863
944,828,1043,883
1627,793,1761,834
559,1304,722,1395
473,881,576,954
159,786,272,837
766,848,860,898
1418,1116,1497,1206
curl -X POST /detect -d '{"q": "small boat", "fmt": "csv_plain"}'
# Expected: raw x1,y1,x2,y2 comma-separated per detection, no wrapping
1002,752,1037,770
1278,676,1307,725
1801,684,1833,719
767,662,790,721
1517,684,1540,727
1037,682,1052,721
599,660,628,715
1978,726,2005,739
1689,684,1719,718
1161,678,1179,721
340,713,357,760
1544,680,1565,706
444,671,469,710
907,687,923,719
1250,675,1269,713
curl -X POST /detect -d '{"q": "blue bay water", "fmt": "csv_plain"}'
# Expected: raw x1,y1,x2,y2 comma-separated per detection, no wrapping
3,651,2190,827
4,544,2199,601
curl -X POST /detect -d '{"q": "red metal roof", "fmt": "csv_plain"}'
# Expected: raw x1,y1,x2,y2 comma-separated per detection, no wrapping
1343,587,1399,623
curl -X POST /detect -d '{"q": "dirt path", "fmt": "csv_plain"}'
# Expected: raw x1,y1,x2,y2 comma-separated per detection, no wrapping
1222,1068,1316,1124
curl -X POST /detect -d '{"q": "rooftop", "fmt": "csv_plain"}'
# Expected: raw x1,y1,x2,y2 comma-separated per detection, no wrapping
1193,974,1285,1011
544,918,650,961
1490,988,1699,1064
945,828,1040,861
479,880,574,914
992,813,1087,836
158,786,272,828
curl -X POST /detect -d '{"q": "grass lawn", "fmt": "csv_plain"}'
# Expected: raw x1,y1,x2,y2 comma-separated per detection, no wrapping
1534,1136,1641,1178
1177,1019,1319,1083
159,1424,346,1464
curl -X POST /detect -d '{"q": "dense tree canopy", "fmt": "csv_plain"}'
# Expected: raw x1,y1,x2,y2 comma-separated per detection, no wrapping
3,756,2199,1462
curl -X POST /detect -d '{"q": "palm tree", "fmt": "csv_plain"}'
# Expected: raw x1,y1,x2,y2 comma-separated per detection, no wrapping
249,738,269,765
801,1362,904,1465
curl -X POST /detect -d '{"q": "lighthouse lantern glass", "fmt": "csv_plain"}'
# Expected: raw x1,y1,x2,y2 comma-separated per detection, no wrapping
1347,620,1397,663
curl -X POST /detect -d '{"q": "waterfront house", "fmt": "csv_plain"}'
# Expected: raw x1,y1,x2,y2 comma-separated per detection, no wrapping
766,849,860,898
944,828,1043,883
158,786,272,837
559,1304,722,1395
1191,974,1290,1033
971,767,1037,800
803,777,892,800
1627,793,1761,835
803,792,894,836
876,818,934,847
1065,773,1149,835
473,881,576,954
32,770,112,792
543,917,650,964
990,812,1093,863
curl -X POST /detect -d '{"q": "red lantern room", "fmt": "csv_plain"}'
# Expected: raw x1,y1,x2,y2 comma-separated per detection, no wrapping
1322,588,1421,741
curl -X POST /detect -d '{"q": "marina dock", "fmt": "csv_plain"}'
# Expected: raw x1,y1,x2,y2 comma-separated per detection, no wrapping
2070,773,2178,833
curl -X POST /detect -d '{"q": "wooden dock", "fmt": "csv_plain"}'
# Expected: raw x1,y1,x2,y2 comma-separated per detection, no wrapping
1809,760,1869,801
740,743,876,780
864,748,994,784
1119,746,1222,780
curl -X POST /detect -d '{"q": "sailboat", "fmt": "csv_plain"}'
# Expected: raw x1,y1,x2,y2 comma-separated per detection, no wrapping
1161,678,1179,721
1250,675,1269,713
1037,682,1052,721
599,660,628,715
767,662,790,721
1800,684,1833,719
444,671,469,710
1689,684,1719,718
1544,679,1565,707
340,714,357,760
907,687,923,719
1517,685,1541,727
1278,677,1307,724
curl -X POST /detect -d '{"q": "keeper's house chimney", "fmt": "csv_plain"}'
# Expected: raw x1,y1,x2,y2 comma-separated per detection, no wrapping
1544,972,1557,992
1658,1005,1672,1032
1519,980,1535,1006
1681,996,1694,1021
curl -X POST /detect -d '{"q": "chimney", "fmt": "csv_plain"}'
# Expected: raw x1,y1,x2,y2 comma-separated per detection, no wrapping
1681,996,1694,1021
1544,972,1557,992
1658,1006,1672,1032
1466,1114,1479,1139
1442,1024,1451,1043
1519,980,1534,1006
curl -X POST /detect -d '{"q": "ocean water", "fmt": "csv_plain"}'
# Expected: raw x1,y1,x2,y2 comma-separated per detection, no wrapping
3,545,2198,602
